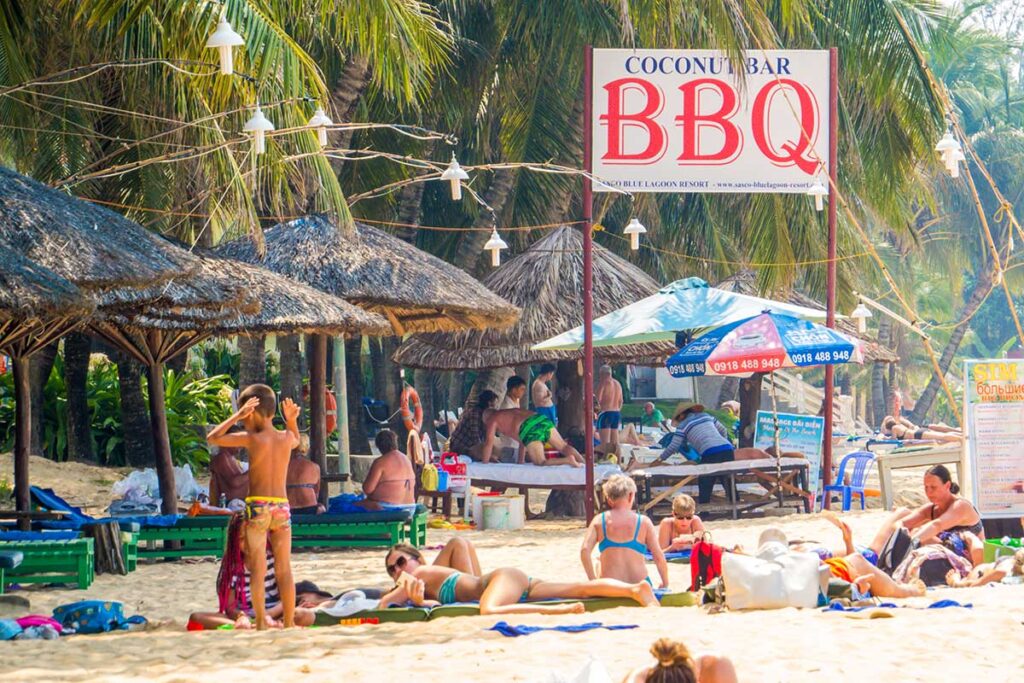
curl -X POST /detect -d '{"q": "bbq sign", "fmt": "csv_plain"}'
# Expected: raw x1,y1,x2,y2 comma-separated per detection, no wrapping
591,49,830,193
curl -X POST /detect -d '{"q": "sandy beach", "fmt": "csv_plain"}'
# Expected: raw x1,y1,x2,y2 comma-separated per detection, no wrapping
2,455,1022,682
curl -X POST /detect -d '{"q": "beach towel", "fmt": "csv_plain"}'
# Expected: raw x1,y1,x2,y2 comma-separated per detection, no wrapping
488,621,638,638
824,599,971,614
645,549,691,562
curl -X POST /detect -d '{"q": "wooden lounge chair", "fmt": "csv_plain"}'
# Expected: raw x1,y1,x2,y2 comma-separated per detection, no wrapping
0,535,94,590
136,515,231,560
291,504,428,550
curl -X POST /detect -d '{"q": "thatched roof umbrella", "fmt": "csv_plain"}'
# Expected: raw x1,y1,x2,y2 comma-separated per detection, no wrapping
213,214,521,481
393,226,676,370
0,167,193,523
92,257,392,508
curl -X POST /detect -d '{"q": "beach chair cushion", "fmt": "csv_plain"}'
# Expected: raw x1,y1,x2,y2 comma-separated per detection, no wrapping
312,591,696,627
0,531,80,542
0,551,24,569
29,486,169,531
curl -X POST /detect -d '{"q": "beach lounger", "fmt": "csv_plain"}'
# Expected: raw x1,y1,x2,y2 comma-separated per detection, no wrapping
631,457,811,518
0,550,23,595
136,516,231,560
292,505,428,550
462,460,622,516
312,590,697,627
0,535,94,590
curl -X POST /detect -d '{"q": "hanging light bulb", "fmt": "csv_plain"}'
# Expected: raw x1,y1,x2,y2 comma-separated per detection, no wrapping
483,228,508,267
850,301,873,334
934,130,958,160
947,147,965,178
206,13,245,76
994,269,1004,286
440,154,469,200
623,217,647,251
243,104,275,155
807,177,829,212
307,107,333,148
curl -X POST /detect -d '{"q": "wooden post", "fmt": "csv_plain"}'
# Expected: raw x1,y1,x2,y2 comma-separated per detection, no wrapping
13,356,31,530
146,360,178,516
334,336,350,476
310,334,328,505
582,43,595,523
822,47,839,506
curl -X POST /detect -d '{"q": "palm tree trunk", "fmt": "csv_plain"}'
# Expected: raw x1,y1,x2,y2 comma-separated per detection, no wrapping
383,337,406,439
63,332,93,461
115,354,155,468
453,168,518,274
910,273,993,424
738,373,764,447
13,356,31,526
871,318,892,426
146,362,178,515
555,361,585,435
278,335,305,429
446,372,465,415
28,342,58,456
330,54,370,154
238,335,267,387
345,334,371,453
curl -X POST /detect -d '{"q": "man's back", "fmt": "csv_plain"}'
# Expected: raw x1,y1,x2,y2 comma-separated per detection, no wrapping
532,379,553,407
597,378,623,410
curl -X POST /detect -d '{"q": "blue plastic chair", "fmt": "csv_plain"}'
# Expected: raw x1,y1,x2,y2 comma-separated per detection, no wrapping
819,451,876,511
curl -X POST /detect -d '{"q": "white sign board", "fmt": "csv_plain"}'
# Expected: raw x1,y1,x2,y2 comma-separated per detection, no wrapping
964,359,1024,518
591,49,830,193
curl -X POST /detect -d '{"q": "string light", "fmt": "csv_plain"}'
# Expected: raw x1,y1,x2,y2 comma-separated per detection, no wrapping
440,153,469,200
850,301,872,333
307,107,332,148
935,128,964,178
807,177,828,212
623,217,646,251
483,229,508,266
243,103,274,155
206,13,244,76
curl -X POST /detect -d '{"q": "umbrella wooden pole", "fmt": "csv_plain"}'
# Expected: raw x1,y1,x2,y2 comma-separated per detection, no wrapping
310,334,328,506
12,356,31,530
146,361,178,516
769,371,783,507
582,44,596,523
822,46,839,508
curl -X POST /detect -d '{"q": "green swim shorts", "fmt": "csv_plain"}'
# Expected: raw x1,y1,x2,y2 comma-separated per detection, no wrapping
519,413,555,446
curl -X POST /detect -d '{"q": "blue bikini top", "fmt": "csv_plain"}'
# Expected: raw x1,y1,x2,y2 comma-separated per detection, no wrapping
598,513,646,555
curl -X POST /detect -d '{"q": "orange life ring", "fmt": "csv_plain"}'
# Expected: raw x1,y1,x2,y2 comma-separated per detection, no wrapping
400,385,423,432
325,390,337,434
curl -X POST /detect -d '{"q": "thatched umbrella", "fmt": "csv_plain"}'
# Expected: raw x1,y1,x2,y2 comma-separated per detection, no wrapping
0,167,192,522
0,252,94,523
393,226,675,371
213,214,520,479
92,257,392,508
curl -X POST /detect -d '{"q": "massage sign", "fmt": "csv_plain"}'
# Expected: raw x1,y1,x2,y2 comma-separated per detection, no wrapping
590,49,830,193
964,359,1024,518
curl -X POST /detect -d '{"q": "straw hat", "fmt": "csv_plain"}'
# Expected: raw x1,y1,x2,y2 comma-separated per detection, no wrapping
672,401,704,421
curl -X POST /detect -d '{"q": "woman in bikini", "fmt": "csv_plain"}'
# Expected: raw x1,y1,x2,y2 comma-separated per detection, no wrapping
657,494,705,553
359,429,415,509
380,544,660,615
868,464,985,568
880,416,962,443
580,475,668,588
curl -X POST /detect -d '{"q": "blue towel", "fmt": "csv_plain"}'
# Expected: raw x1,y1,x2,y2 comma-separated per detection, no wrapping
645,549,691,562
927,599,972,609
0,530,80,542
29,486,178,529
824,599,971,613
488,621,638,637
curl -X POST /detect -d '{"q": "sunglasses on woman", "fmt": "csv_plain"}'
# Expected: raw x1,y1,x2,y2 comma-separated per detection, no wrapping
674,513,694,520
386,555,409,576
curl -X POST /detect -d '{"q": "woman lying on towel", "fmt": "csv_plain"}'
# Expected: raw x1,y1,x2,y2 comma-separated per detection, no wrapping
379,543,660,615
946,549,1024,588
623,638,737,683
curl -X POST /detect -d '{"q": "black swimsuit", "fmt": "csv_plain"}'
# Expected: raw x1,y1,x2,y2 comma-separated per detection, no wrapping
930,503,984,537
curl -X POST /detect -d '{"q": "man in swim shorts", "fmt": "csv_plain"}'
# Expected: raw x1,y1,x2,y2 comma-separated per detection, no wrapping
479,408,584,467
596,365,624,454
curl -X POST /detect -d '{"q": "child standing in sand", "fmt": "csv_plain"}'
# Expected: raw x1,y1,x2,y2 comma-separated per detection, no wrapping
581,475,669,589
208,384,300,630
657,494,705,553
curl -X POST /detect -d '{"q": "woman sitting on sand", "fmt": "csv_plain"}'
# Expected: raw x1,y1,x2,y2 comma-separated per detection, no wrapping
657,494,705,553
580,475,668,588
188,514,315,629
867,465,985,568
623,638,738,683
379,544,660,615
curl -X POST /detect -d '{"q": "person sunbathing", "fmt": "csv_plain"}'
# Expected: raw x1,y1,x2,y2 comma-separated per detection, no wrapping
581,475,668,588
358,429,416,509
208,427,249,506
379,544,659,615
187,514,314,630
946,549,1024,588
622,638,738,683
286,435,324,515
657,494,705,553
480,407,584,467
881,415,962,443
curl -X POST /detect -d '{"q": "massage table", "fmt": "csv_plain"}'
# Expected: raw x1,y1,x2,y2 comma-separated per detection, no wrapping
462,460,623,516
630,457,811,519
874,443,967,510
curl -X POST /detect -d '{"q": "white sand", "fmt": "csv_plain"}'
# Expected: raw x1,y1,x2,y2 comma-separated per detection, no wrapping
2,456,1023,682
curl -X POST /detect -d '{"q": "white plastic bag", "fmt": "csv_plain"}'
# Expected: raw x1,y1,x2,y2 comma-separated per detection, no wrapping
722,542,822,610
112,464,205,502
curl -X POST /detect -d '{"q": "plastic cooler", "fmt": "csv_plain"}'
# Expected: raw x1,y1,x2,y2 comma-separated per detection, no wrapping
983,537,1022,563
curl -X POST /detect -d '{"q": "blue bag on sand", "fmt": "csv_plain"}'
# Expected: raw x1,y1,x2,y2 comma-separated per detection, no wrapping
52,600,147,634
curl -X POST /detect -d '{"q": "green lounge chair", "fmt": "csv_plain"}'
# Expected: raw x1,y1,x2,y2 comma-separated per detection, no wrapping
136,516,231,560
292,505,428,550
0,550,24,595
0,537,94,590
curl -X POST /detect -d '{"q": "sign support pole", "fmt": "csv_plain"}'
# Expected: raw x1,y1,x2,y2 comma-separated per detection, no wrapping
583,44,596,523
822,46,839,507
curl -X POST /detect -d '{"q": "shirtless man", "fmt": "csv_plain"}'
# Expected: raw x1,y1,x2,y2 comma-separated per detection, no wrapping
209,429,249,506
208,383,299,629
481,408,584,467
596,365,624,452
286,435,323,515
360,429,415,508
501,376,528,409
531,363,557,425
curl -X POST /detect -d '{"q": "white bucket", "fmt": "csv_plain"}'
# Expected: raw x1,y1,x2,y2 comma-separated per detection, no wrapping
478,495,524,530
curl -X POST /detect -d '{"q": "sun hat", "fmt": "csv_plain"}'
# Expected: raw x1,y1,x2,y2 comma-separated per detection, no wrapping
672,401,704,421
757,527,789,547
294,580,332,599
